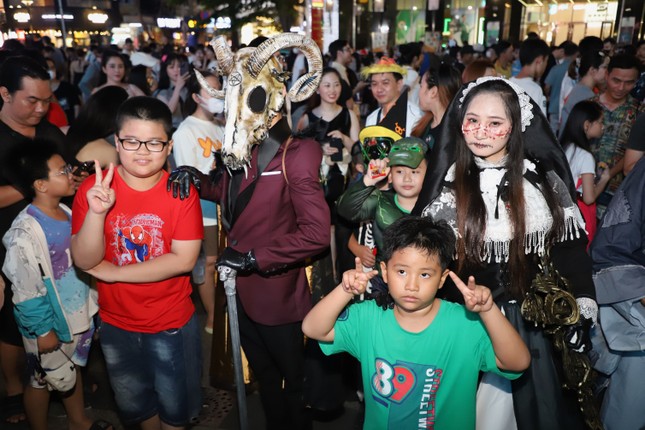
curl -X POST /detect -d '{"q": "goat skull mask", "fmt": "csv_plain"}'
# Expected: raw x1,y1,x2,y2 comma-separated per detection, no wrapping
196,33,323,170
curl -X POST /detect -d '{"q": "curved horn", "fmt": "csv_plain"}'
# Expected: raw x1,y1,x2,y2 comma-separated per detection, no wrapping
211,36,235,75
194,70,225,99
287,37,323,103
245,33,322,102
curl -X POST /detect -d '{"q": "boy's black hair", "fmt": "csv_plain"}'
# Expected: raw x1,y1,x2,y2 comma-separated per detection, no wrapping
381,216,456,270
367,216,455,310
518,39,550,67
4,139,60,201
115,96,173,138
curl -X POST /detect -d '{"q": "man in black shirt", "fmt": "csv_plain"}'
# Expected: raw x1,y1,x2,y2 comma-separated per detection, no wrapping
0,55,65,424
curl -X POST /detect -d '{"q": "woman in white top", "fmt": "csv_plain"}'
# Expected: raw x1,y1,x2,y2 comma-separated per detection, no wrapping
560,100,615,244
91,50,144,98
172,71,224,334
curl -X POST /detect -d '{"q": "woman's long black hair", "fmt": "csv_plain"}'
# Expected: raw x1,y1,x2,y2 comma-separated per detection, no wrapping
453,80,565,298
559,100,603,153
64,86,129,161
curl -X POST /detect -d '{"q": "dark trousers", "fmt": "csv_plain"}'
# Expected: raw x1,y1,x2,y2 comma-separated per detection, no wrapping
237,297,310,430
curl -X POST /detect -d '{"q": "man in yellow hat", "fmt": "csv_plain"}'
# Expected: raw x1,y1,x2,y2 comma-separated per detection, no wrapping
363,57,422,138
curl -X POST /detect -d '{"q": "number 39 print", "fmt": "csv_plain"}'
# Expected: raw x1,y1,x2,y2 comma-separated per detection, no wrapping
372,358,416,403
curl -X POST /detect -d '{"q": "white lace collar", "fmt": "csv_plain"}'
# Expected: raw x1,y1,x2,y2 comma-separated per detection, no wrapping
424,159,581,263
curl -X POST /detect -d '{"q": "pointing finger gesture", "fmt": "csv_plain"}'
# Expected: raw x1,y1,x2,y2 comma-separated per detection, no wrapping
448,271,493,313
341,257,378,296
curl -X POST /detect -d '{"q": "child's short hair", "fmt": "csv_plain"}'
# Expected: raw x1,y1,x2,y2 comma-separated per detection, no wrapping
4,139,60,201
518,39,549,67
381,216,455,270
115,96,173,138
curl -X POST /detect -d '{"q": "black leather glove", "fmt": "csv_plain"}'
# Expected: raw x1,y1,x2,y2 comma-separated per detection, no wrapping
217,247,258,273
167,166,202,200
564,316,593,353
208,151,225,186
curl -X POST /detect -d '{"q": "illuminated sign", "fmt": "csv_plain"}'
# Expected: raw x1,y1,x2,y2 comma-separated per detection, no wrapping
88,12,108,24
215,17,231,29
42,14,74,20
14,12,30,22
157,17,181,28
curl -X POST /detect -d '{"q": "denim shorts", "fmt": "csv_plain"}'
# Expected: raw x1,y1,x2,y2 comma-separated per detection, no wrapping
99,314,202,426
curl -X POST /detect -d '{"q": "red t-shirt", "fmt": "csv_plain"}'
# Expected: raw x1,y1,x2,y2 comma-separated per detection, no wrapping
46,101,68,128
72,168,203,333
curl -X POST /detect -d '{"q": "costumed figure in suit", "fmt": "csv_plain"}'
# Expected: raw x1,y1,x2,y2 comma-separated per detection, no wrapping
168,34,330,429
413,77,602,430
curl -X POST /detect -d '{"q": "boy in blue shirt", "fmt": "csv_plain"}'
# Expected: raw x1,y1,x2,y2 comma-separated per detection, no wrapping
2,139,106,430
303,216,530,429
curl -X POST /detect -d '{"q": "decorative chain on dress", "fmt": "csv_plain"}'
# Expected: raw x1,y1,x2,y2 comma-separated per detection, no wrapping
520,255,603,430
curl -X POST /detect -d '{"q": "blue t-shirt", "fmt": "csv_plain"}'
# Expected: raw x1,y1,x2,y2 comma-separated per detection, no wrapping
28,204,92,331
545,59,572,114
320,300,522,430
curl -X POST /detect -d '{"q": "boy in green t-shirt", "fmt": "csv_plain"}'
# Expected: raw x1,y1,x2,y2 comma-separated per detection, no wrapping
302,216,530,429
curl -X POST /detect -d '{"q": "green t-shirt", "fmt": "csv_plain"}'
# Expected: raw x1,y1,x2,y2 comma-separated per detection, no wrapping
320,300,522,430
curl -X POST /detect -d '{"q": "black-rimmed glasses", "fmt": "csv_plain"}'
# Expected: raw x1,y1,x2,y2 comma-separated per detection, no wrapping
118,137,169,152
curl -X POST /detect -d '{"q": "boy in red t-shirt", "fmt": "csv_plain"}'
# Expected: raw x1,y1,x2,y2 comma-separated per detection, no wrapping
71,96,203,429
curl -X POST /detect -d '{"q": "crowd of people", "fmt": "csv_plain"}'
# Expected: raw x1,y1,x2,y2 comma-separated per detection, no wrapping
0,30,643,430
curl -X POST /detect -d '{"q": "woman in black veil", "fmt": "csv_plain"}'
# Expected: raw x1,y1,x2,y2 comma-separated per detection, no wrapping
413,77,600,430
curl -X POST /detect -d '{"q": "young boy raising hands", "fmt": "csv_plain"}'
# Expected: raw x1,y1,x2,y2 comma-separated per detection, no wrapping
302,216,530,429
71,97,203,429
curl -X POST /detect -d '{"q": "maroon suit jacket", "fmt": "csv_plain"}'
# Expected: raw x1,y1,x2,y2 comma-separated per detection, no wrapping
201,135,331,325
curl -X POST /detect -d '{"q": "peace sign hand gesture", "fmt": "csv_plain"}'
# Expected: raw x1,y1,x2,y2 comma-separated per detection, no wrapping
86,161,115,215
341,257,378,296
448,272,494,313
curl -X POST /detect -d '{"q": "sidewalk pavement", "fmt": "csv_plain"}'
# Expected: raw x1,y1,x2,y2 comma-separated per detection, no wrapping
1,301,364,429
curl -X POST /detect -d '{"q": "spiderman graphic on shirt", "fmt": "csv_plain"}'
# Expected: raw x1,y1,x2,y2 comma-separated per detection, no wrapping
119,224,153,263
